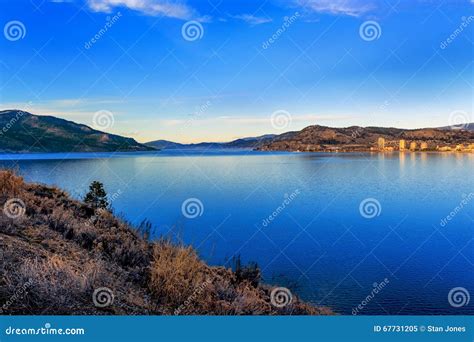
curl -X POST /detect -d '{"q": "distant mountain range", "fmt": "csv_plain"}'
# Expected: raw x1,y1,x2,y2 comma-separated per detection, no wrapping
0,110,153,153
146,134,280,150
1,109,473,153
148,124,474,152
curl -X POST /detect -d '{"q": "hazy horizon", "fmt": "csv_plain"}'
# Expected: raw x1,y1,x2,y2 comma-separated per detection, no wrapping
3,107,474,144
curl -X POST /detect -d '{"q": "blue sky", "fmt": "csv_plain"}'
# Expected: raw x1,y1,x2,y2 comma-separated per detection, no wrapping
0,0,473,143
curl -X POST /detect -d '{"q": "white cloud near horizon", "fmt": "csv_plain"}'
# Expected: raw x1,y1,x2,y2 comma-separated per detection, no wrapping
296,0,375,17
230,14,273,25
87,0,196,20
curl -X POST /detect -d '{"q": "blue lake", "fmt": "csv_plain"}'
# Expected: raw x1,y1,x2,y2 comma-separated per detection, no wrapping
1,150,473,315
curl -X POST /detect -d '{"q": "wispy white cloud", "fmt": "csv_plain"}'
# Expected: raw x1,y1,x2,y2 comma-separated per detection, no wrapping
230,14,273,25
87,0,197,20
296,0,375,17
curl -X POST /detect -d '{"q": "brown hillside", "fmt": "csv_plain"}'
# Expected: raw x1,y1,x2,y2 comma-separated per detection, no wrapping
0,170,332,315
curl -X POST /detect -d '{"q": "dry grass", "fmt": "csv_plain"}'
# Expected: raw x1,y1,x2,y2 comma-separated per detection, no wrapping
0,169,23,196
0,170,333,315
149,240,207,308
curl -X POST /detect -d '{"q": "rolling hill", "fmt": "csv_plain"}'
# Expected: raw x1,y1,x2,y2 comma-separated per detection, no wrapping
257,125,474,152
0,109,154,153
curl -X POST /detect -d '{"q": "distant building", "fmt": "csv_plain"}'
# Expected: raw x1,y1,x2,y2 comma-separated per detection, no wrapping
420,142,428,150
378,137,385,150
399,139,406,151
410,142,417,151
456,144,464,151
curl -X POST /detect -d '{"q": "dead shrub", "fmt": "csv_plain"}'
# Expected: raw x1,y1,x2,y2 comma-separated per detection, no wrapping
12,255,108,313
149,239,208,308
0,170,24,197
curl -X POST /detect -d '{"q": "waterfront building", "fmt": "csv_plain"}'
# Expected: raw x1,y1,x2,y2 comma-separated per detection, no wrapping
410,142,417,151
378,137,385,150
420,142,428,150
399,139,406,151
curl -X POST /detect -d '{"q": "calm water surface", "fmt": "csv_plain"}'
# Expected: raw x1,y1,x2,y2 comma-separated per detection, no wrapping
1,150,473,315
